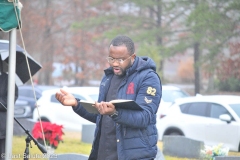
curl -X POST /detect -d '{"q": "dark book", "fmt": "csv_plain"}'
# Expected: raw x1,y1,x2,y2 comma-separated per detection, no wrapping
79,99,142,114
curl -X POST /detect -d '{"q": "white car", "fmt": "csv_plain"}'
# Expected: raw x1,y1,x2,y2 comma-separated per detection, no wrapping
33,87,99,132
157,95,240,151
156,85,190,140
157,85,190,115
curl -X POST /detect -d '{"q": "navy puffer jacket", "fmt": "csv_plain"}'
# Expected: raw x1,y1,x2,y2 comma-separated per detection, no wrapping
73,56,162,160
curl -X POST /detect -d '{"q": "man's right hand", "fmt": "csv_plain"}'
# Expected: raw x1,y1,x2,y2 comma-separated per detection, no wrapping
55,89,78,107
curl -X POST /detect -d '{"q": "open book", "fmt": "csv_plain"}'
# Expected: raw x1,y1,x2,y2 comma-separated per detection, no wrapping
79,99,142,114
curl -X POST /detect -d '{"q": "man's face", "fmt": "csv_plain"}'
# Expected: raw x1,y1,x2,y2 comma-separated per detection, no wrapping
108,45,135,76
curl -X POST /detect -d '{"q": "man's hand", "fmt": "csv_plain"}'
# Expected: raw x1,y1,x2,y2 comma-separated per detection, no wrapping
94,101,116,115
55,89,78,107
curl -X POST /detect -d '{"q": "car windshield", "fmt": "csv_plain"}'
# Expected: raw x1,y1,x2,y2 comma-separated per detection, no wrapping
229,104,240,118
162,90,189,103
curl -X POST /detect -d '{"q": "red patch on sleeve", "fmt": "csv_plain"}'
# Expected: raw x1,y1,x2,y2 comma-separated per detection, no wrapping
126,82,134,94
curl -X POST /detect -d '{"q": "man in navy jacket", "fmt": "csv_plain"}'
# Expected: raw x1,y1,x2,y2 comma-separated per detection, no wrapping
56,35,162,160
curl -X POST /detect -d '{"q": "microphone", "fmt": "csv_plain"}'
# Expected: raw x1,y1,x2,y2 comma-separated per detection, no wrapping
36,142,47,154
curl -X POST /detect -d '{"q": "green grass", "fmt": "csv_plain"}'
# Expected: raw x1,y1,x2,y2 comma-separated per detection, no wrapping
11,131,240,160
12,131,91,160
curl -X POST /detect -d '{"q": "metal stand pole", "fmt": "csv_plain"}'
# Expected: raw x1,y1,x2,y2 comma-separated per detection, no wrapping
5,28,16,160
24,136,31,160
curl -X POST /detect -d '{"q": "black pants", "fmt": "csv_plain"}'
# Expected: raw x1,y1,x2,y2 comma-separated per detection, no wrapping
0,139,5,160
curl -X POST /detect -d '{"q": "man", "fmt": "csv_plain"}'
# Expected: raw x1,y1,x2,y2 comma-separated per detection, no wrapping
0,57,18,159
56,35,162,160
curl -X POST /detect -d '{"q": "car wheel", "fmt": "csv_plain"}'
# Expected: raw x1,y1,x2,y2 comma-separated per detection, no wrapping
38,117,50,122
169,132,182,136
164,128,184,137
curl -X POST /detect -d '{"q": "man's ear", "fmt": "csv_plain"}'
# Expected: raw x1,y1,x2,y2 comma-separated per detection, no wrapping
131,53,136,64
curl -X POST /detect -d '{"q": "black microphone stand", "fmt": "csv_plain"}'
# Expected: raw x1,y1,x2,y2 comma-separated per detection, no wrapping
24,136,31,160
13,116,47,159
0,102,47,160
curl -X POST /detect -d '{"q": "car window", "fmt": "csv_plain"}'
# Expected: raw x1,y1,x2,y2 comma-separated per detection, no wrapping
19,89,30,97
19,88,41,99
181,102,209,117
179,103,189,113
210,103,230,119
162,90,189,103
229,104,240,119
35,92,42,99
189,103,209,117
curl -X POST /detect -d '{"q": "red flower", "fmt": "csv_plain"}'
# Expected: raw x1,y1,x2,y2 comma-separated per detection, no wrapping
32,122,64,149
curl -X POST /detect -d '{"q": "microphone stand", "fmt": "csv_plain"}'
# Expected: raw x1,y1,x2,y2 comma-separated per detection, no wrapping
13,116,47,157
0,102,47,160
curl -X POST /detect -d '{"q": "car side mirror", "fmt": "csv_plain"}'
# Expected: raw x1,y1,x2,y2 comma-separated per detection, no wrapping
219,114,231,123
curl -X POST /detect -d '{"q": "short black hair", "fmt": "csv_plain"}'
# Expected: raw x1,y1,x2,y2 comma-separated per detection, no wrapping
110,35,135,55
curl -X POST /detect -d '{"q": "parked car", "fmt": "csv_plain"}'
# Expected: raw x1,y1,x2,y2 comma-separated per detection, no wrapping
156,85,190,141
14,100,32,118
0,97,31,118
17,85,60,117
157,85,190,120
32,86,99,132
156,95,240,151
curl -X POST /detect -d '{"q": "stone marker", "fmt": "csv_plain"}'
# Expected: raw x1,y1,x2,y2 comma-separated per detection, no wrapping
163,136,204,159
81,124,95,143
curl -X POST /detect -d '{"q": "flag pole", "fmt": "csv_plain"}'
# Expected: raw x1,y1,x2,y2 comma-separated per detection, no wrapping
5,28,17,160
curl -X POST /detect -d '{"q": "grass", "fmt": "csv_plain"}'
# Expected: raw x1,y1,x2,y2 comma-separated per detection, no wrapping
11,131,240,160
11,131,91,160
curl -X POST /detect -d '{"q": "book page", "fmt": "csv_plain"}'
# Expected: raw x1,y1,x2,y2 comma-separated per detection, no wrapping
110,99,133,103
80,99,95,104
79,100,98,114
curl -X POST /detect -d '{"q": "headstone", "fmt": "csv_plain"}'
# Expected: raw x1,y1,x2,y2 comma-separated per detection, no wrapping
163,136,204,159
215,156,240,160
81,124,95,143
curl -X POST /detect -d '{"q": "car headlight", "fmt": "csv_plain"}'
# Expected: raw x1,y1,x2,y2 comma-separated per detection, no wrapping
14,106,31,115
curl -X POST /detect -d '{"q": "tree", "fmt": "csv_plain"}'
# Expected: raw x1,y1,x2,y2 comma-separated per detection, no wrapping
18,0,240,90
183,0,240,93
19,0,70,85
0,32,9,40
216,42,240,91
73,0,240,94
18,0,108,85
73,0,166,78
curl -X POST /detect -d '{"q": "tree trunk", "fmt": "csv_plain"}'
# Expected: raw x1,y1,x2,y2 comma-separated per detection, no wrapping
194,42,200,94
156,0,164,75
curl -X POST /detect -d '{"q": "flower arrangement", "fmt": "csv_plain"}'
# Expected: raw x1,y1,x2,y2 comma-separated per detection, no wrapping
32,121,64,149
201,143,229,160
